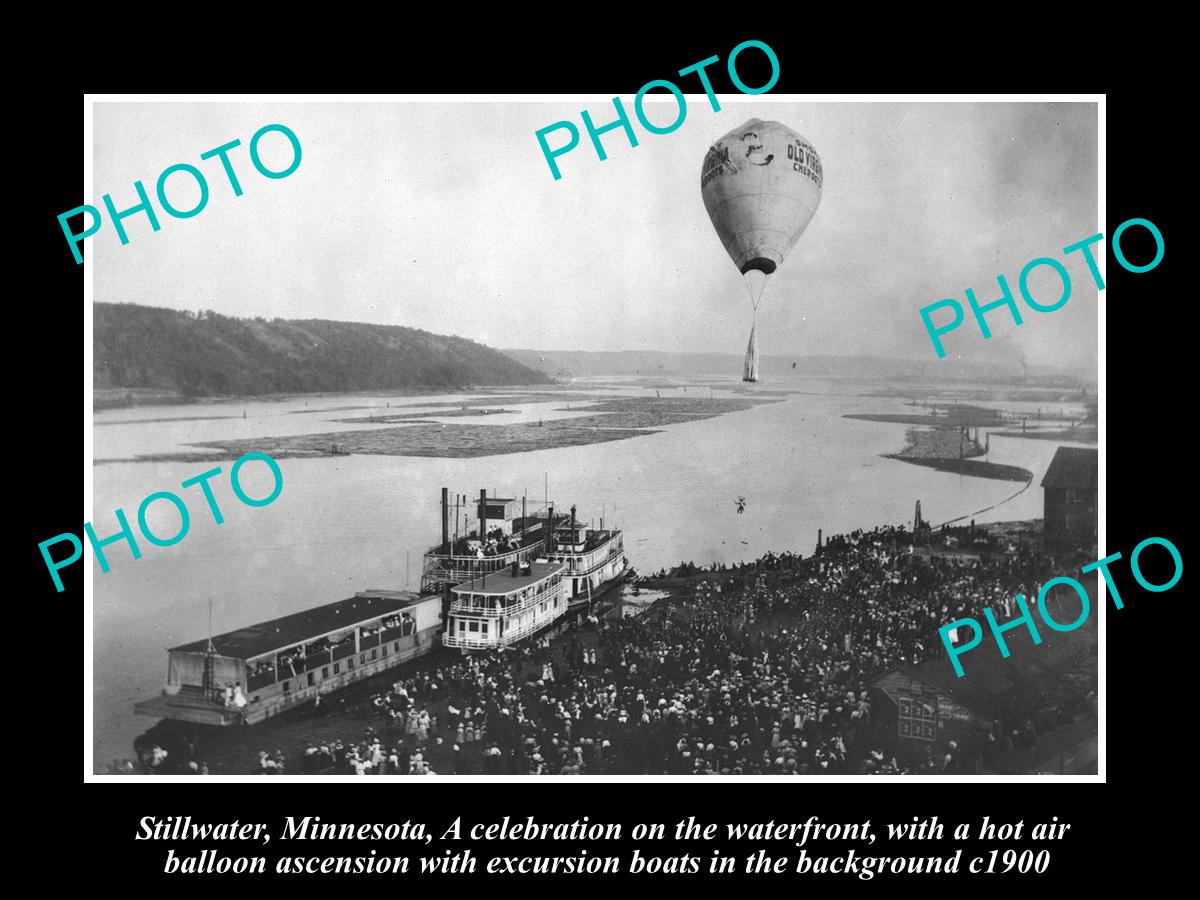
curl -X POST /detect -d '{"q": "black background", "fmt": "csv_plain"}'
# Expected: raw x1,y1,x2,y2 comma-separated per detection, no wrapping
29,26,1181,891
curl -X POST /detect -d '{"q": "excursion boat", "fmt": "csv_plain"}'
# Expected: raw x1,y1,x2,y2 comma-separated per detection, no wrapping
133,589,443,726
545,513,628,606
134,486,629,722
420,488,628,612
441,560,567,650
423,488,627,651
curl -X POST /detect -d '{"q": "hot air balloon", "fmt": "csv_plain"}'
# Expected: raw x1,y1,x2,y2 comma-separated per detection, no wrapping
701,118,823,382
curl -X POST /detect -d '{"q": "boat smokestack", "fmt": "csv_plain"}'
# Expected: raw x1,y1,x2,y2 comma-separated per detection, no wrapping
547,504,555,554
441,487,450,554
479,488,488,590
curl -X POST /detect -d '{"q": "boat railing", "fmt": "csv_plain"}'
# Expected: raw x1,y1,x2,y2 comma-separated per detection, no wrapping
449,579,562,618
443,603,562,649
421,543,545,592
495,609,559,644
442,632,498,650
549,535,624,574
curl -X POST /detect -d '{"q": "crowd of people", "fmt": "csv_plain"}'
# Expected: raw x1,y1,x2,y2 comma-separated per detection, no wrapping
447,526,530,560
120,523,1088,775
224,524,1082,776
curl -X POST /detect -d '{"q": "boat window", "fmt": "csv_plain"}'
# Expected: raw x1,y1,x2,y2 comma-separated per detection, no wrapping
347,658,354,669
333,663,340,675
247,656,277,688
382,645,388,657
305,635,333,658
359,654,365,664
276,646,304,679
481,622,489,635
282,681,290,693
394,641,401,651
371,649,377,660
307,672,315,687
468,621,479,633
321,666,329,679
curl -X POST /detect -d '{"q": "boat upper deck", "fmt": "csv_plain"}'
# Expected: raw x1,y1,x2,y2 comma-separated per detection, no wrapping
555,528,621,554
171,591,421,661
426,517,549,560
450,562,564,596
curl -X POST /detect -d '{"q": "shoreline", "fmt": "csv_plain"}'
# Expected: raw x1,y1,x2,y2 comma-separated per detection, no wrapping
94,396,777,465
848,413,1034,485
993,427,1097,443
93,383,561,413
115,519,1095,778
884,455,1033,483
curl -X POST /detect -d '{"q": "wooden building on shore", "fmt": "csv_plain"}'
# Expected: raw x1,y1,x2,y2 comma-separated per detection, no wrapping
1042,446,1098,549
870,665,994,768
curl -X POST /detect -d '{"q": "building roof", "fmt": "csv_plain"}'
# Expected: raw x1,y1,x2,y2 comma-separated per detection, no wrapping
1041,446,1098,490
452,561,564,596
171,590,422,661
905,661,1013,715
872,638,1066,719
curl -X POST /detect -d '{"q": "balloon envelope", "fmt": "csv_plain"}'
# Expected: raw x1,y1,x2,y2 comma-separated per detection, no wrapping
701,118,823,276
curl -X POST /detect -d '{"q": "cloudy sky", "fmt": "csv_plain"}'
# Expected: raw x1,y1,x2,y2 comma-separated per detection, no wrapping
93,99,1098,375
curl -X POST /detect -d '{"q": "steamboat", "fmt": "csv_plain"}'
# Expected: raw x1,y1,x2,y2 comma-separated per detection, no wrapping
425,488,628,650
133,486,627,725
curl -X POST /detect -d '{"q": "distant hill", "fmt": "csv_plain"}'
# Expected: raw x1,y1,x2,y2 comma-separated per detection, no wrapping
500,349,1068,384
94,303,552,398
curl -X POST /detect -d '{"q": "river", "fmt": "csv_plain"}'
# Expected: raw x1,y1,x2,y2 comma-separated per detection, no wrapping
89,376,1092,771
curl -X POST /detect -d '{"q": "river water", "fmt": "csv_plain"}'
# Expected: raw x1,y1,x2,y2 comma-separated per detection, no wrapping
90,377,1092,771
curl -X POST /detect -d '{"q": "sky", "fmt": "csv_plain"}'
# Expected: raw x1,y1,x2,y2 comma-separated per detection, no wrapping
93,99,1099,376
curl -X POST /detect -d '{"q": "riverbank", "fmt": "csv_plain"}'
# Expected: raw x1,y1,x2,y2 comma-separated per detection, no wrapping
861,423,1033,484
994,426,1098,443
892,425,984,459
884,456,1033,483
93,385,588,413
120,524,1094,776
845,404,1006,428
97,396,778,464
